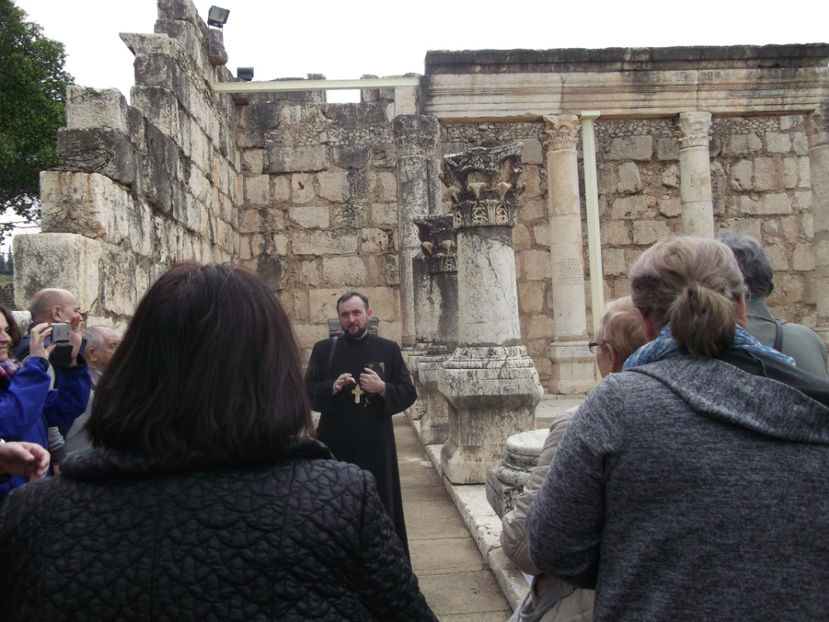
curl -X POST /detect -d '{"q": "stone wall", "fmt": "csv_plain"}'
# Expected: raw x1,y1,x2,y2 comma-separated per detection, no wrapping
13,0,240,328
236,95,405,362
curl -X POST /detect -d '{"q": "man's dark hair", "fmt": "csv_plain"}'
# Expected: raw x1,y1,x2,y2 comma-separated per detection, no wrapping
336,291,369,313
87,263,312,462
717,230,774,299
0,304,22,350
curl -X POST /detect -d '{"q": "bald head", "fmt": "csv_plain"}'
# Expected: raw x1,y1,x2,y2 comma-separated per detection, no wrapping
30,289,80,324
84,325,121,374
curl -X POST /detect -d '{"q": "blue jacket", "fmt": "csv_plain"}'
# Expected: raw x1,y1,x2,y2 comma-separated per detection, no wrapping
0,357,91,500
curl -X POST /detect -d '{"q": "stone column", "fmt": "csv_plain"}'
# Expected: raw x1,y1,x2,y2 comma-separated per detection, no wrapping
678,111,714,238
806,104,829,345
413,215,457,443
393,115,440,348
438,144,543,484
543,115,595,395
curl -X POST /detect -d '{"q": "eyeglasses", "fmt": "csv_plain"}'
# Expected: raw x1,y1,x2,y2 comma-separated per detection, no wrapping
588,341,604,354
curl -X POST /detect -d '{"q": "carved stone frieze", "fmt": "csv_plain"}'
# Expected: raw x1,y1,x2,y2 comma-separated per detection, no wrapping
543,114,579,151
441,143,525,229
678,111,712,149
415,215,457,274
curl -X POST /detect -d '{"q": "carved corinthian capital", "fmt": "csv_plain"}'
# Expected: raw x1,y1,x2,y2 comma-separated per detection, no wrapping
679,111,712,149
441,143,525,229
416,215,457,274
543,115,580,151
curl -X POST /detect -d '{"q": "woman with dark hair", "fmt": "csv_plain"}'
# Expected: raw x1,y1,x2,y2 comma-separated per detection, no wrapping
526,237,829,621
0,264,436,621
0,304,89,501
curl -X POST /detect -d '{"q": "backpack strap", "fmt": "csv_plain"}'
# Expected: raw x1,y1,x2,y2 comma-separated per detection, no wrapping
773,320,785,352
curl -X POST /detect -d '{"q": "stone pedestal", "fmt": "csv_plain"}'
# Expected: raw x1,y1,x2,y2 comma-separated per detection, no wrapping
543,115,595,394
440,346,543,484
807,105,829,345
417,351,452,443
678,111,714,238
485,427,547,518
438,143,543,484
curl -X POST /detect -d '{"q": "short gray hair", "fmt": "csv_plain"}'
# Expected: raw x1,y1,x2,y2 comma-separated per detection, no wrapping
717,231,774,299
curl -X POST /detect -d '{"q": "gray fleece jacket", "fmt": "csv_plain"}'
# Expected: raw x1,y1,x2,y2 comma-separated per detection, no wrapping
526,355,829,622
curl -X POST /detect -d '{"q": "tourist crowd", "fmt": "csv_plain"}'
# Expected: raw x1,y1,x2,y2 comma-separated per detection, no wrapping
0,232,827,621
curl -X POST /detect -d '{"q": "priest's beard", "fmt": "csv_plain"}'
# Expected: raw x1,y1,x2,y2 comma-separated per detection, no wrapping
342,324,368,341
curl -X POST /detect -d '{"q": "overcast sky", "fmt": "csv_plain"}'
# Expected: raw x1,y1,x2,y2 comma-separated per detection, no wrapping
15,0,829,105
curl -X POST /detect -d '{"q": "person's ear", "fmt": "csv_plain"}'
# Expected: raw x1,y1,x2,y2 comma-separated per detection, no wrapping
86,347,97,363
366,307,373,320
50,305,62,322
735,293,747,329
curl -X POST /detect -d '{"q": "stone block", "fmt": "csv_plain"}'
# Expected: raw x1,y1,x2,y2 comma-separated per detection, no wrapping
605,135,653,161
521,139,544,165
333,145,371,169
616,162,642,194
602,247,627,275
518,281,545,314
730,160,753,190
739,194,793,216
377,171,397,202
792,132,809,156
292,230,359,255
724,133,762,156
322,256,368,285
317,171,349,202
662,164,679,188
40,171,133,246
527,314,554,340
765,244,789,271
610,195,657,219
131,86,179,138
291,173,316,204
334,203,366,229
239,209,262,234
794,190,812,210
56,127,137,186
361,228,393,253
658,197,681,218
597,163,617,195
241,149,264,174
754,158,782,192
13,233,103,313
370,202,397,227
245,174,270,206
272,176,291,203
288,205,329,229
521,166,542,199
633,220,670,246
600,220,630,245
520,198,545,222
656,136,679,161
512,223,531,250
268,145,328,173
765,132,791,153
66,86,129,132
793,243,816,271
532,222,551,247
518,250,550,281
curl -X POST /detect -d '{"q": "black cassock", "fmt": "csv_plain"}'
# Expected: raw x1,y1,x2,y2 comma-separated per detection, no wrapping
306,334,417,556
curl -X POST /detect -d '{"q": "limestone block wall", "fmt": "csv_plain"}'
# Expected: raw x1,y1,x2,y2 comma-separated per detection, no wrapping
13,0,240,327
235,97,404,362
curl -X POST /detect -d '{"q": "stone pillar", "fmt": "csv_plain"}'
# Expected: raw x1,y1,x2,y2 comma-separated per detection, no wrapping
413,215,457,443
678,111,714,238
393,115,440,348
543,115,595,395
806,104,829,345
438,144,543,484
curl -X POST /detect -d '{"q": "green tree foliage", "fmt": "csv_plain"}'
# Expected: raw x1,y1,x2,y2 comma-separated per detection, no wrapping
0,0,72,237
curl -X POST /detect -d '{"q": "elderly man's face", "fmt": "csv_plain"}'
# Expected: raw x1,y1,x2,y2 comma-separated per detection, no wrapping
89,328,121,372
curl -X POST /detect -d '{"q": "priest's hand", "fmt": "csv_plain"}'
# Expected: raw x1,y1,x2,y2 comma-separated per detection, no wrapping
333,373,356,393
360,367,386,395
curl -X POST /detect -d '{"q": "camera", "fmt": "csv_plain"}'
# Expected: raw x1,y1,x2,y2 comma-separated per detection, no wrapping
51,323,70,345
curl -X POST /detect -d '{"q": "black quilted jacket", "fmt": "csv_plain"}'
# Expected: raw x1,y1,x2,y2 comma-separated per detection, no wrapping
0,439,437,621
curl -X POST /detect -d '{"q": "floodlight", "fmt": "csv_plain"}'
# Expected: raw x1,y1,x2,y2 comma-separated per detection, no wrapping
207,6,230,28
237,67,254,81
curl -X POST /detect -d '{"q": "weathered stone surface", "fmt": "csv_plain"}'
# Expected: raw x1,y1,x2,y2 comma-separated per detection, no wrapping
268,145,328,173
56,127,137,185
288,205,330,229
66,86,129,132
292,230,359,255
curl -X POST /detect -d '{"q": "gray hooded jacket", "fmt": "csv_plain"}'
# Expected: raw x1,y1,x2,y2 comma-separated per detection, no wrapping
527,355,829,621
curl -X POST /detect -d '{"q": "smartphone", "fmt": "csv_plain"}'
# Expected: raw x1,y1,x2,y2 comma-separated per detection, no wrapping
51,323,70,344
50,323,72,367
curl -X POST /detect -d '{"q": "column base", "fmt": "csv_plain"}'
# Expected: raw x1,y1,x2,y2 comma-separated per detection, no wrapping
416,354,451,443
546,340,597,395
438,346,543,484
485,428,548,518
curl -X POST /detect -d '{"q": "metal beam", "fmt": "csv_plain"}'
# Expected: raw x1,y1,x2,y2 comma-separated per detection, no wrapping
212,76,420,94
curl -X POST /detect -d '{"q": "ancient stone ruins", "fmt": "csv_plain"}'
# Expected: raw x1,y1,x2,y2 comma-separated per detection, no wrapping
14,0,828,483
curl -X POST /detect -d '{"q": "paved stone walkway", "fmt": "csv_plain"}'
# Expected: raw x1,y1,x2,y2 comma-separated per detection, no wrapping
394,414,512,621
